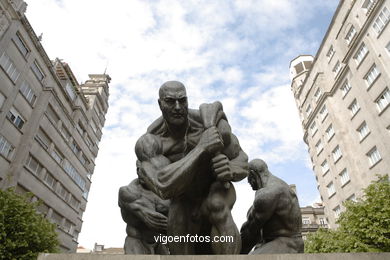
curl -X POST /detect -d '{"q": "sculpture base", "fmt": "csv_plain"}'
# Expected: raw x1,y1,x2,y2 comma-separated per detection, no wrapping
38,253,390,260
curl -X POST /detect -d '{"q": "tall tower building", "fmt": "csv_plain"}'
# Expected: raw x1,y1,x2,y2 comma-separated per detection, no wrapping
290,0,390,228
0,0,110,251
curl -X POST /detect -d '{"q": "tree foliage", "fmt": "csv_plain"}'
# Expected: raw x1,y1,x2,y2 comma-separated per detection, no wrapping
0,189,59,260
305,175,390,253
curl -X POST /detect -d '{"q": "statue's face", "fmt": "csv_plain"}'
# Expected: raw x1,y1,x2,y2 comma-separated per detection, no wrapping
159,84,188,126
248,168,262,190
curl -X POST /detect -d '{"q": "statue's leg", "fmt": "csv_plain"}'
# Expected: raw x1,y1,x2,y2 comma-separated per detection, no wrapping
124,236,151,254
251,237,303,254
202,181,241,254
167,198,199,254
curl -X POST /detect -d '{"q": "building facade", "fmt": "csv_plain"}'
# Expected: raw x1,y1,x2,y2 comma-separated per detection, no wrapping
290,0,390,228
0,0,110,251
300,204,328,240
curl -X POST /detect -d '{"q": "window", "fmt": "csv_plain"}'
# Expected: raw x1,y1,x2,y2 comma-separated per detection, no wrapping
51,210,63,226
341,80,352,97
35,128,51,149
76,121,85,136
26,155,42,176
13,33,29,57
333,205,341,218
63,219,74,234
65,82,76,101
326,45,335,61
362,0,375,11
71,141,81,155
310,121,317,136
345,26,357,45
319,218,327,226
365,64,380,86
294,62,304,74
347,194,357,202
354,42,368,65
90,120,98,133
319,105,328,121
0,92,5,109
333,60,341,75
43,171,56,190
348,99,360,116
80,154,89,166
59,125,71,142
0,135,14,160
321,160,329,174
386,41,390,53
332,145,342,162
46,105,59,123
7,107,25,129
326,124,335,140
85,136,93,149
63,160,86,189
327,182,336,197
315,140,323,155
82,190,89,200
314,88,322,102
69,195,80,209
372,6,390,34
19,81,37,105
367,147,381,166
0,52,20,83
302,217,311,225
51,148,63,164
306,105,312,117
376,88,390,112
57,183,69,200
357,121,370,140
340,169,350,186
37,202,49,216
31,60,45,81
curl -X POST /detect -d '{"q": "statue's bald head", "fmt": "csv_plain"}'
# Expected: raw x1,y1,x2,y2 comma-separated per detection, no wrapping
249,159,268,175
248,159,270,190
158,81,188,126
159,81,187,100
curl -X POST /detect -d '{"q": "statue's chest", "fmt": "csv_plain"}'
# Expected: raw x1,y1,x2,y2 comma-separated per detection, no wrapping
161,130,203,162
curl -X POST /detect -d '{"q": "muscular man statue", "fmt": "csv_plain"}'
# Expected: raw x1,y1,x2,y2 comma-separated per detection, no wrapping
240,159,304,254
135,81,248,254
118,161,170,254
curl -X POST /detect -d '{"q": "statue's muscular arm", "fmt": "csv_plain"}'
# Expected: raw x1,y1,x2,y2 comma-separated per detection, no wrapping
212,119,248,182
240,187,279,253
249,187,280,228
136,128,224,199
118,181,167,231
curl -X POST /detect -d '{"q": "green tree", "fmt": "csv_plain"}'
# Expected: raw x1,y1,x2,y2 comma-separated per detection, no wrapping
0,189,59,260
305,175,390,253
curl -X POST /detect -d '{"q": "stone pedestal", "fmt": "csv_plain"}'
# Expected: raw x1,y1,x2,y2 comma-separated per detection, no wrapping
38,253,390,260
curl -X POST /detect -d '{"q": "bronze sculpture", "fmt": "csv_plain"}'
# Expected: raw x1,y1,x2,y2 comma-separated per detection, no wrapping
132,81,248,254
240,159,304,254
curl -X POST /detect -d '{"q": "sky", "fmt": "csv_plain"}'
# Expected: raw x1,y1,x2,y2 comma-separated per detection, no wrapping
25,0,339,250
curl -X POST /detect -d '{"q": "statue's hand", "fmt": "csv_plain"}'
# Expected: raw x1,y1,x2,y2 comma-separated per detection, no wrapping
212,154,234,181
198,126,224,154
141,208,168,232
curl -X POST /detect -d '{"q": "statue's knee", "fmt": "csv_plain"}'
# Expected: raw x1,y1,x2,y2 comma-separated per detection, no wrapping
207,196,228,223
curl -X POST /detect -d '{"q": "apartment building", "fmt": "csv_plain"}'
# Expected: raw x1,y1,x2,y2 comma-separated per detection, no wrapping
289,0,390,228
300,204,328,240
0,0,110,251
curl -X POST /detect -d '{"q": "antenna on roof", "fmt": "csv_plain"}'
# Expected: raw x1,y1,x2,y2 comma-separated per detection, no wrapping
103,60,109,75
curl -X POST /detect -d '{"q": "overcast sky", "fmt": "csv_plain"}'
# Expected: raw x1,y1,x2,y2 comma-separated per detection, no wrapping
26,0,339,250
